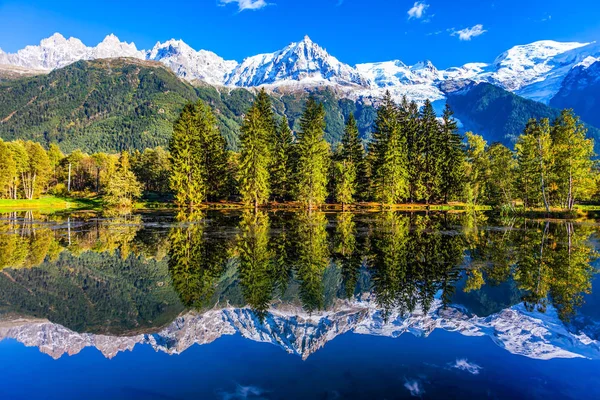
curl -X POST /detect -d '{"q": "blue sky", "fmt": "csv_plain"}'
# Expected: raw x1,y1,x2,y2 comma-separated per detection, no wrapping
0,0,599,68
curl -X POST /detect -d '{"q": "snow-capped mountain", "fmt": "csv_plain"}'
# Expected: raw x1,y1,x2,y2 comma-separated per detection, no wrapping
1,298,598,361
225,35,367,88
147,39,238,86
1,33,600,106
550,58,600,126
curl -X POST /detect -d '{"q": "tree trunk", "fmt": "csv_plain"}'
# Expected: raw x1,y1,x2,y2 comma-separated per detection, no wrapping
67,163,72,193
538,138,550,213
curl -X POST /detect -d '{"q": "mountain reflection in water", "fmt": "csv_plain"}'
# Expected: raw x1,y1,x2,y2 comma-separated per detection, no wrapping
0,210,598,361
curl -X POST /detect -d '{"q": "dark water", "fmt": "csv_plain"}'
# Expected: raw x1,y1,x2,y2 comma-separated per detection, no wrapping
0,210,599,399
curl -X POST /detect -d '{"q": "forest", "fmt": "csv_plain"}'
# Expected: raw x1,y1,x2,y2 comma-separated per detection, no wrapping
0,89,596,213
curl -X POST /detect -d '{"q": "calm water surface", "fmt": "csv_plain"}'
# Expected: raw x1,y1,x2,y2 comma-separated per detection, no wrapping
0,210,599,399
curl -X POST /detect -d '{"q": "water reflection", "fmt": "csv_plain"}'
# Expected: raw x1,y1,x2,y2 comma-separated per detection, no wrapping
0,210,598,359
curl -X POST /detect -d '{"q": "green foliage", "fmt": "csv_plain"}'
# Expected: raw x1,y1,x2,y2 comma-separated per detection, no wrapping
169,101,229,206
270,117,294,201
446,82,600,150
238,104,271,208
370,92,409,204
294,96,330,208
103,152,143,208
0,59,198,153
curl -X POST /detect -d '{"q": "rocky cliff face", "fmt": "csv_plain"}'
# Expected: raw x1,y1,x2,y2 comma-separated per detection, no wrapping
1,297,597,361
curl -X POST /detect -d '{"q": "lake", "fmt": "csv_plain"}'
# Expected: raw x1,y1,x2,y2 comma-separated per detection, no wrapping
0,210,599,399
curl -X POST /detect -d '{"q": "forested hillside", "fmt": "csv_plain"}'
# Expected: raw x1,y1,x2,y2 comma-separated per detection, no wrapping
446,82,600,149
0,59,377,152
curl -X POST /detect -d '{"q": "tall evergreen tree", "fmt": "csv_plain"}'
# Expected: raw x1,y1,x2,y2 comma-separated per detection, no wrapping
198,102,230,201
370,91,409,205
270,117,294,201
420,99,442,203
340,114,368,200
104,151,143,208
169,104,205,207
438,104,465,203
294,95,330,209
239,104,271,211
405,100,423,203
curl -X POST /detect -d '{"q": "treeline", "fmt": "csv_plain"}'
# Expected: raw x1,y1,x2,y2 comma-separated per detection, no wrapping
1,89,596,211
170,89,597,211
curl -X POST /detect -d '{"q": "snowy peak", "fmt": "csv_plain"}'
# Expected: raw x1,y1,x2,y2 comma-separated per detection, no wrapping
147,39,238,85
90,34,145,60
225,37,369,87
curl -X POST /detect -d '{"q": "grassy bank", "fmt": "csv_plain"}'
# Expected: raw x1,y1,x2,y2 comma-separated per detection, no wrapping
0,196,103,213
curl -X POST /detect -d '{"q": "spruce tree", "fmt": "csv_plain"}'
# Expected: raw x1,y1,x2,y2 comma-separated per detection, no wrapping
270,117,294,201
438,104,465,203
420,99,442,203
239,104,271,211
340,114,368,201
170,104,206,207
104,152,143,208
405,100,424,202
333,159,357,209
370,91,409,205
198,101,230,201
294,95,330,209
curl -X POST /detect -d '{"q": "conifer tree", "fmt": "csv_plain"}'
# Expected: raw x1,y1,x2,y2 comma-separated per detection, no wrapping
370,91,409,205
239,104,271,211
340,114,368,201
170,101,228,207
170,104,205,207
198,102,230,201
270,117,294,201
420,99,442,203
487,143,517,212
438,104,465,203
405,100,423,202
294,96,330,209
333,159,357,209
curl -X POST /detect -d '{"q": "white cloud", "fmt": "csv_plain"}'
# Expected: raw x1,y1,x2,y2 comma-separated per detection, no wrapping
452,359,482,375
220,0,269,12
407,2,429,19
219,384,267,400
404,379,424,397
451,24,487,41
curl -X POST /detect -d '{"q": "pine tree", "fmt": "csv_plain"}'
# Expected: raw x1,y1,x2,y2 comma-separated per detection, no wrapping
198,101,230,201
370,91,409,205
420,99,442,203
239,104,271,211
333,159,357,209
405,99,423,202
294,95,330,209
169,101,228,207
340,114,367,201
438,104,465,203
270,117,294,201
169,104,205,207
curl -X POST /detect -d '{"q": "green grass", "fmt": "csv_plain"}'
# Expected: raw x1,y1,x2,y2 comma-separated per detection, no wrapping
0,196,102,213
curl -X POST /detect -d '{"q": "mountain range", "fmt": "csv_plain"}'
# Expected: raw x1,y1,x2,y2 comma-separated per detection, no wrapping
1,33,600,152
2,33,599,105
1,297,598,361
